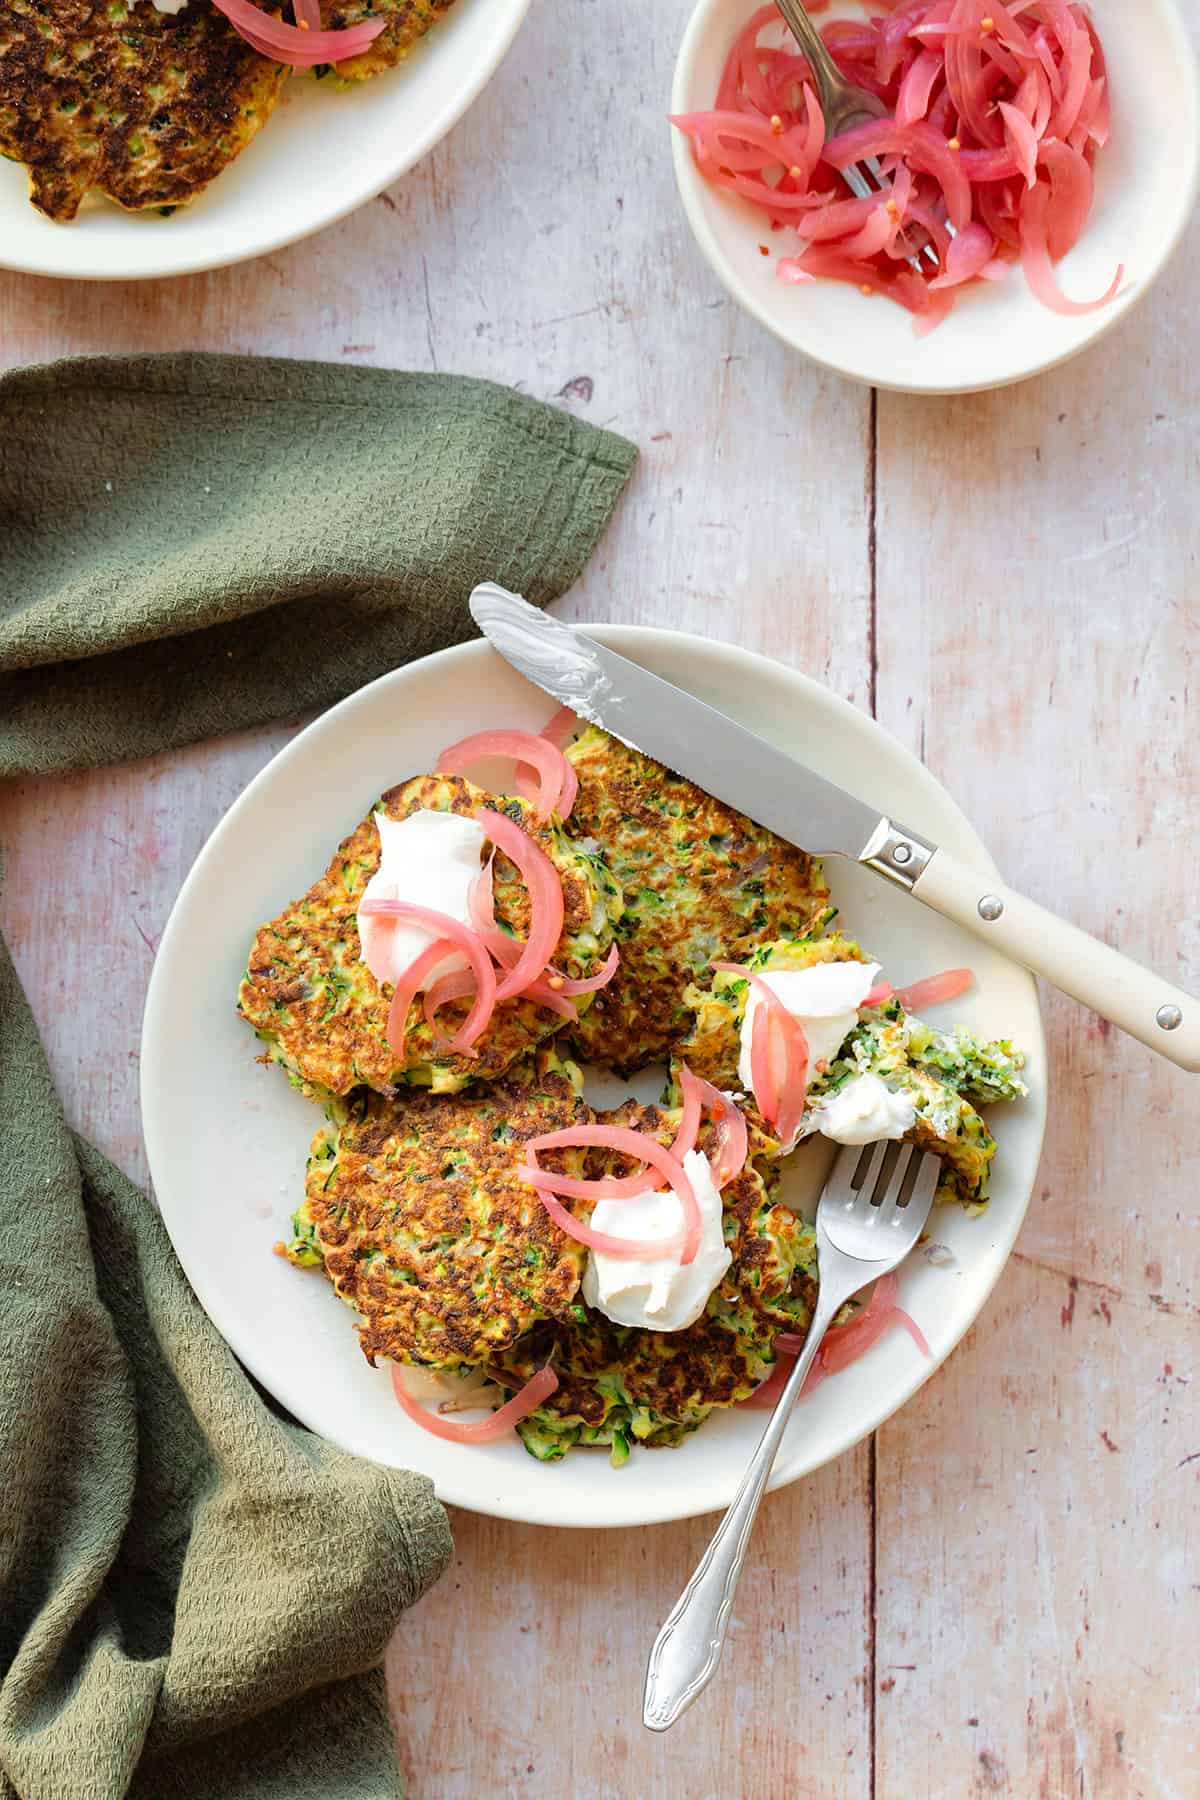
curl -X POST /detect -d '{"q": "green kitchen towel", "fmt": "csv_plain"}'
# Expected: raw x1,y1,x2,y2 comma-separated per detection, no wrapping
0,934,452,1800
0,353,637,1798
0,353,637,778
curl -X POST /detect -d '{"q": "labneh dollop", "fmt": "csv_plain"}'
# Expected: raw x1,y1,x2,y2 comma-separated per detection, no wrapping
737,959,883,1096
582,1149,732,1333
356,810,487,989
815,1073,916,1146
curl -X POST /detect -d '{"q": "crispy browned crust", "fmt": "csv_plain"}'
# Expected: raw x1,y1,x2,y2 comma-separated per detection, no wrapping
0,0,286,221
239,773,613,1098
305,1051,590,1369
563,729,831,1074
318,0,459,80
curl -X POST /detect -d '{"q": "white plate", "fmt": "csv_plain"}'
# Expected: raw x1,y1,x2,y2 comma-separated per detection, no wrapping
0,0,529,282
671,0,1200,394
142,628,1046,1529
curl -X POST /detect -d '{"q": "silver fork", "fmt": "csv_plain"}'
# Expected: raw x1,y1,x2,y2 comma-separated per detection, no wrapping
643,1139,941,1731
773,0,940,270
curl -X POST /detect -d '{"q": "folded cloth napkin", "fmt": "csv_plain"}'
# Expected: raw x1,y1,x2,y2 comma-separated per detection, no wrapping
0,353,637,778
0,354,637,1797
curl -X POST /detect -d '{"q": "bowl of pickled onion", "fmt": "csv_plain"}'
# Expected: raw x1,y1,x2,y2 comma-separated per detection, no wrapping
670,0,1200,392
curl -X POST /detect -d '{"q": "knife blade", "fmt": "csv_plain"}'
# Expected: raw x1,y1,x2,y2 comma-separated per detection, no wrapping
469,582,1200,1072
468,582,925,883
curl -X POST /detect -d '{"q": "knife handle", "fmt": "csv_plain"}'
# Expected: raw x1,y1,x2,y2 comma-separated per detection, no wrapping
910,848,1200,1073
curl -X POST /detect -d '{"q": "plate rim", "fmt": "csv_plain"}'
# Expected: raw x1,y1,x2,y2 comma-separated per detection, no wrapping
0,0,531,283
141,624,1048,1528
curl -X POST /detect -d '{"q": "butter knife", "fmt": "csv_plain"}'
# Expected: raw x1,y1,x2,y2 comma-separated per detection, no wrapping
469,584,1199,1072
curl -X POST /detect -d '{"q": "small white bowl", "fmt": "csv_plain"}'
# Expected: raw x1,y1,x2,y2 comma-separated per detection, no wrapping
671,0,1200,394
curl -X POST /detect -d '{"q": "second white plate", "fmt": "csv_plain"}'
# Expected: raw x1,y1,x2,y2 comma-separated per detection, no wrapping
0,0,529,281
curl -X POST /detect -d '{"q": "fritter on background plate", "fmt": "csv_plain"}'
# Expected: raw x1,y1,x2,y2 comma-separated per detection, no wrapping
284,1047,591,1368
313,0,458,80
239,772,623,1099
0,0,286,221
563,726,830,1074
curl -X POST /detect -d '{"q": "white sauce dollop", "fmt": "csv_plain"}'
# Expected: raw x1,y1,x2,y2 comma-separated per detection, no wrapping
356,810,487,991
737,959,883,1094
814,1073,916,1146
582,1149,732,1333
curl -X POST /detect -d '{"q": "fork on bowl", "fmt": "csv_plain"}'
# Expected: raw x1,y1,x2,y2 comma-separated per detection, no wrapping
643,1139,942,1731
773,0,940,269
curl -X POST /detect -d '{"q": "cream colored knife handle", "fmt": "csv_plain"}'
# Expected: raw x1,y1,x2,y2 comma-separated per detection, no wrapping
909,847,1200,1073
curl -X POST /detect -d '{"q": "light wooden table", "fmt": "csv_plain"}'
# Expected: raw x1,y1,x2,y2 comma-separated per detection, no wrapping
2,3,1198,1794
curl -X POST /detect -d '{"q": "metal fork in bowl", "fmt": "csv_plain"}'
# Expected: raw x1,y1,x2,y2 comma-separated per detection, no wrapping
643,1139,941,1731
773,0,940,270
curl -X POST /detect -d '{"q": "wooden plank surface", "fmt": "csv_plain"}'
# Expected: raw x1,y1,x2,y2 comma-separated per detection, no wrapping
1,0,1197,1794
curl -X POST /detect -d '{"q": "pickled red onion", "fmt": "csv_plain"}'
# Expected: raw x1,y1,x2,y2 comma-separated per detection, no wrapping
712,963,808,1145
390,1360,558,1443
466,861,578,1022
741,1274,930,1407
359,900,497,1056
523,1069,746,1205
679,1065,750,1190
521,1123,702,1265
534,1189,685,1262
211,0,384,65
474,808,564,1003
672,0,1120,331
545,942,620,996
437,730,574,824
894,968,974,1010
384,936,455,1062
539,704,581,750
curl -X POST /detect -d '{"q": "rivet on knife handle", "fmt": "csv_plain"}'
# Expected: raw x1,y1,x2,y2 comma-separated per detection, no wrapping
861,818,937,890
908,847,1200,1074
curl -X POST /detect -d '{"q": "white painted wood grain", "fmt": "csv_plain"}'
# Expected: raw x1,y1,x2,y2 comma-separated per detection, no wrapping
872,244,1200,1799
2,0,1198,1793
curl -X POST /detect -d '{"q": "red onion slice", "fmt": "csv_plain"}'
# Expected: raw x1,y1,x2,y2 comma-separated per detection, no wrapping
211,0,384,65
437,729,573,824
741,1275,930,1407
360,900,497,1055
390,1361,558,1443
673,0,1116,330
474,808,565,1004
521,1123,702,1265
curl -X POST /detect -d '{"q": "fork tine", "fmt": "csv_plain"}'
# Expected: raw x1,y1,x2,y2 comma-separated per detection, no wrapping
845,157,930,276
875,1141,918,1223
859,1138,892,1204
841,162,874,204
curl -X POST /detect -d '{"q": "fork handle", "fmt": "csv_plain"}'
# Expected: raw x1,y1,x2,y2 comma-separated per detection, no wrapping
773,0,841,105
642,1282,849,1732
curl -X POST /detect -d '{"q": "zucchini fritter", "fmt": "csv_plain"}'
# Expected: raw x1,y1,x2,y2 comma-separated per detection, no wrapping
562,727,831,1074
677,932,1028,1209
0,0,286,222
314,0,458,80
239,773,623,1098
493,1102,819,1465
286,1048,591,1369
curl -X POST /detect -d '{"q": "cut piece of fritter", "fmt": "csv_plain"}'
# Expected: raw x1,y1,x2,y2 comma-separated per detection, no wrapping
284,1047,591,1369
493,1101,818,1464
239,773,623,1098
677,932,1028,1209
562,726,831,1075
313,0,458,80
0,0,286,222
